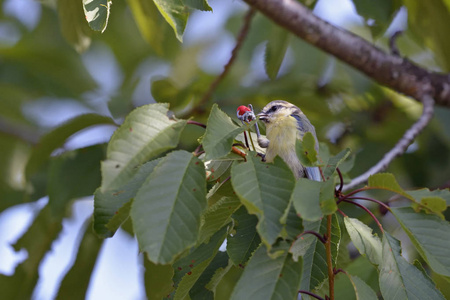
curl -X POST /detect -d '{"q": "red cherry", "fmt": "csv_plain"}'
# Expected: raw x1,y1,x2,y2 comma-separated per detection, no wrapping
237,105,251,116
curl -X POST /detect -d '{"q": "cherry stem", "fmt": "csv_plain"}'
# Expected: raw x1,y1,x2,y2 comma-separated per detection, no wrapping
336,167,344,193
297,230,327,244
344,196,390,211
341,199,384,233
298,290,325,300
187,120,207,128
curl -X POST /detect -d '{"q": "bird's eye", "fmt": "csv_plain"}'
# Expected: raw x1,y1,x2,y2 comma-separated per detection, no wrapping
270,106,278,112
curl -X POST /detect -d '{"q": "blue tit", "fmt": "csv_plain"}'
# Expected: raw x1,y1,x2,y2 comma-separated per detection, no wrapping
257,100,322,181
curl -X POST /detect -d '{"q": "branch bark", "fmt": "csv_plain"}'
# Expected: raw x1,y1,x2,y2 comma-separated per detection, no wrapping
242,0,450,108
342,95,434,190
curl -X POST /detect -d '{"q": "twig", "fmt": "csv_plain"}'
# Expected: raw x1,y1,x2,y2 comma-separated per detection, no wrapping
389,30,403,56
342,95,435,191
341,199,384,233
298,290,325,300
336,167,344,194
242,0,450,107
0,117,40,145
196,8,256,111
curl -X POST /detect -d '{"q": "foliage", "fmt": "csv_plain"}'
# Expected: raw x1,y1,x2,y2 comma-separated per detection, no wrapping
0,0,450,299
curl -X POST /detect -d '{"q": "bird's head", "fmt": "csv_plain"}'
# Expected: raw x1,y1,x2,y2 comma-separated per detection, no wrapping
257,100,301,124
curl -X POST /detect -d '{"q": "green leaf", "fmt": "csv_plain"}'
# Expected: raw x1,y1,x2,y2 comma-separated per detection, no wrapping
320,178,337,215
0,205,63,299
83,0,111,33
403,0,450,71
264,26,290,80
347,275,378,300
230,244,302,300
100,103,186,193
292,177,336,222
172,227,228,293
344,217,382,266
131,150,206,264
379,232,445,300
292,178,323,221
94,158,161,237
184,0,212,11
204,153,242,182
351,0,400,38
227,207,261,266
296,132,318,167
391,207,450,277
144,259,174,300
26,113,115,179
198,196,241,244
231,155,295,247
57,0,92,52
299,214,340,293
408,188,450,207
368,173,449,214
153,0,189,42
56,221,103,299
203,104,247,160
48,145,104,216
105,200,132,232
322,148,351,180
189,252,228,299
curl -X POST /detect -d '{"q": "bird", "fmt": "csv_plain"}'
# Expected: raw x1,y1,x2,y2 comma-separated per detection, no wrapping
256,100,322,181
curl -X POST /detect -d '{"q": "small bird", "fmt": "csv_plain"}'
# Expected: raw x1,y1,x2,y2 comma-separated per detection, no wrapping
257,100,321,181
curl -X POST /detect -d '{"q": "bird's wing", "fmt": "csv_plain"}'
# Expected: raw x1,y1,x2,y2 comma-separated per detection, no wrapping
305,167,322,181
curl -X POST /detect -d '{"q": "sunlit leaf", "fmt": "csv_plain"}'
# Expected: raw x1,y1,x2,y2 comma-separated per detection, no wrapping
322,148,351,180
231,155,295,247
131,150,206,264
264,26,290,80
153,0,189,42
230,244,302,300
100,103,186,193
83,0,112,33
379,232,445,300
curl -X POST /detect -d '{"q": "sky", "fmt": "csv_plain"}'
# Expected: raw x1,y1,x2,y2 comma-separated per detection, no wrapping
0,0,380,299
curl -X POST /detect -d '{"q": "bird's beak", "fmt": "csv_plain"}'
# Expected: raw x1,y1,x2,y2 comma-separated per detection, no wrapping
257,112,268,122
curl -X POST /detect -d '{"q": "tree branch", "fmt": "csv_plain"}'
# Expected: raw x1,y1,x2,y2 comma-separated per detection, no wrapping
196,8,256,112
342,95,434,190
241,0,450,107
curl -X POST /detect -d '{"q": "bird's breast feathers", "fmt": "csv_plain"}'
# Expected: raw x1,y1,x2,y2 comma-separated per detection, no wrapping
264,115,299,163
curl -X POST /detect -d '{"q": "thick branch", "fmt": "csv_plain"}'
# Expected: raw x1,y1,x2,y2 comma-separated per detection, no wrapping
242,0,450,107
343,95,434,190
